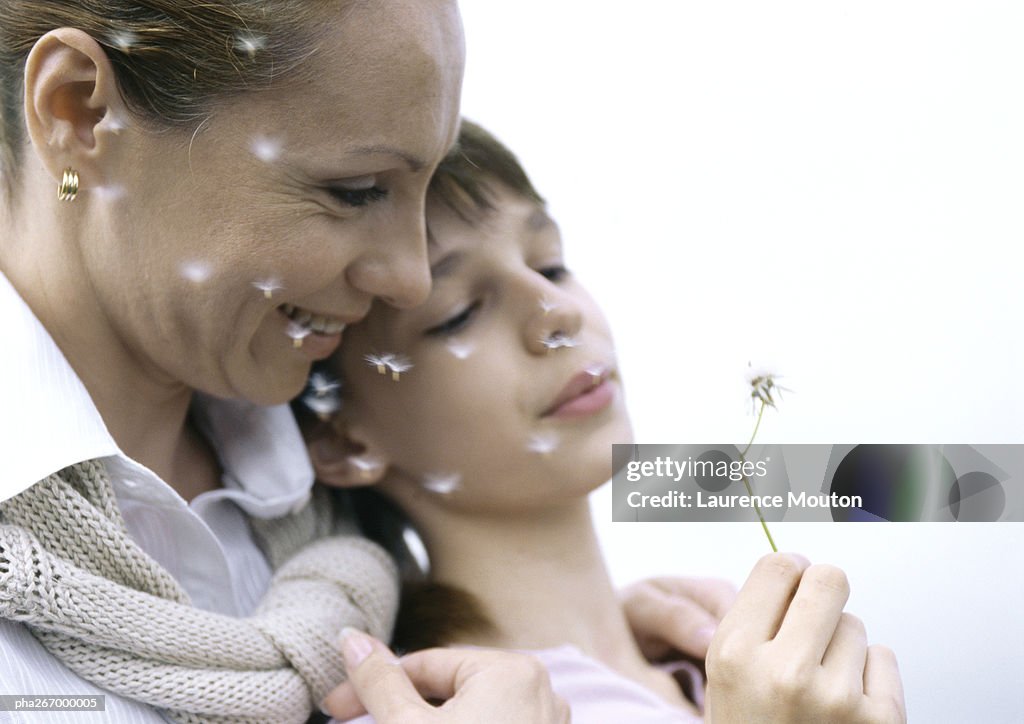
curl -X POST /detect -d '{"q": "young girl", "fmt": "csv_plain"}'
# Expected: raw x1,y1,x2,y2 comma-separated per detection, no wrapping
310,122,907,723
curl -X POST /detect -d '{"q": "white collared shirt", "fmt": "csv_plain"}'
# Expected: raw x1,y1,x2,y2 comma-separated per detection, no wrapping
0,272,318,722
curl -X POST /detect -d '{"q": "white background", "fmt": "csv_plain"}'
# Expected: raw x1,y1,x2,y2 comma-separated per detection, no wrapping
458,3,1023,722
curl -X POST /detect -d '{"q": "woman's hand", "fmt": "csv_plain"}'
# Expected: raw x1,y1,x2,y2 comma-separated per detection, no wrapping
705,553,906,723
321,629,570,723
621,575,737,660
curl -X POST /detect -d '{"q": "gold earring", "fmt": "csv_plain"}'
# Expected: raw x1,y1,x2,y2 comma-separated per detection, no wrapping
57,168,79,202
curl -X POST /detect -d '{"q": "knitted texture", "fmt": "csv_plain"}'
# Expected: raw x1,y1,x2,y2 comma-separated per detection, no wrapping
0,460,399,723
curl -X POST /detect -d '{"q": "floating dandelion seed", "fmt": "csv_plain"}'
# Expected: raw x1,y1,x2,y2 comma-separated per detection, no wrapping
349,456,384,480
286,320,311,348
234,32,267,59
301,392,340,421
180,260,212,283
387,355,413,381
102,114,127,134
421,472,461,495
445,339,475,360
110,31,139,52
583,362,606,385
364,353,413,381
93,184,126,201
364,353,393,375
539,298,558,313
402,526,430,575
308,371,341,397
250,135,283,163
542,333,579,351
253,277,283,299
527,432,560,456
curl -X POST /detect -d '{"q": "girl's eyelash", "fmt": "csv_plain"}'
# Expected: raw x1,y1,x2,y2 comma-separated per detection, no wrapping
539,265,570,282
328,185,389,208
426,301,481,337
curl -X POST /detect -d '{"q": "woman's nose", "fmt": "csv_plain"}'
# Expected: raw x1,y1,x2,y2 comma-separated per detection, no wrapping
346,212,432,309
523,284,584,355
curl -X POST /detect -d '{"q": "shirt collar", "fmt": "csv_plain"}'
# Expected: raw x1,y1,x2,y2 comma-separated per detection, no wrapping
0,271,313,511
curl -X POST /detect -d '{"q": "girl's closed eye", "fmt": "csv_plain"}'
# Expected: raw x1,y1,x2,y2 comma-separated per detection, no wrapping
426,301,481,337
538,265,570,282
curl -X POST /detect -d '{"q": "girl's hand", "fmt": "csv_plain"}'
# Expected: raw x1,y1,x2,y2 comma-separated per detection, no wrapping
321,629,571,724
705,553,906,724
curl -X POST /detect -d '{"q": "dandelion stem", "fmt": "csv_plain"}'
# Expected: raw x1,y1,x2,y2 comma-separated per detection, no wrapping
739,400,778,552
742,401,766,458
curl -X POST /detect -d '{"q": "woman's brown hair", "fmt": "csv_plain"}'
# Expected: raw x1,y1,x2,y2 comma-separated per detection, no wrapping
0,0,333,185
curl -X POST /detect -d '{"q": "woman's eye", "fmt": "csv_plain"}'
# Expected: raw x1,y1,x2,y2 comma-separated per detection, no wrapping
426,301,481,337
327,185,389,208
538,265,570,282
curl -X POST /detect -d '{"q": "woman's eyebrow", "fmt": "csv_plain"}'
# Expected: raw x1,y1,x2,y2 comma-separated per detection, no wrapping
344,145,426,172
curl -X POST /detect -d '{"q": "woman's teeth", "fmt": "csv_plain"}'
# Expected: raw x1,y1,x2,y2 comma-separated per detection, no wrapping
280,304,346,334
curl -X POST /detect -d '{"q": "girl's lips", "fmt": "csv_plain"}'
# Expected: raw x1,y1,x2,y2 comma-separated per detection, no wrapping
543,366,615,418
546,378,615,419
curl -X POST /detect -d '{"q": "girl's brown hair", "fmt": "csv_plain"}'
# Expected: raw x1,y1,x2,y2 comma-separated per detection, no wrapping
0,0,333,184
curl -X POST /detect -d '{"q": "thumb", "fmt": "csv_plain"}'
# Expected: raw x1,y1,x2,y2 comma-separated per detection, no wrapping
321,628,428,722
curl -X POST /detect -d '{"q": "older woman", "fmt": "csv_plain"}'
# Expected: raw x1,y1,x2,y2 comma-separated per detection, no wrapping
0,2,729,723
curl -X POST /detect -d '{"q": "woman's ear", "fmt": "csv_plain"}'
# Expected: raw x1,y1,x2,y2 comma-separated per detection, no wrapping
22,28,128,191
306,420,390,489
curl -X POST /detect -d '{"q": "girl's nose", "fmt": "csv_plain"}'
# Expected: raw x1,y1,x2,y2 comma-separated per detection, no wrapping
523,287,584,355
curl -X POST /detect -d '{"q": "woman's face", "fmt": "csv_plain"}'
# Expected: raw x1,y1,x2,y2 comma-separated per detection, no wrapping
334,183,634,515
88,0,464,404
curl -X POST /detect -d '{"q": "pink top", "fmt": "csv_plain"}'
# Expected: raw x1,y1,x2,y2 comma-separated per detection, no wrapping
337,645,704,723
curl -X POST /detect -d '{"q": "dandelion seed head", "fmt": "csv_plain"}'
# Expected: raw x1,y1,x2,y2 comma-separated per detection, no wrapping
250,135,283,163
745,363,789,410
527,432,560,455
421,472,461,495
541,333,579,350
180,260,212,283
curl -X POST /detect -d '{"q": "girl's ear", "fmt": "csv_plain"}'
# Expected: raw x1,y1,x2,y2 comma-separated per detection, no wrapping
306,420,389,488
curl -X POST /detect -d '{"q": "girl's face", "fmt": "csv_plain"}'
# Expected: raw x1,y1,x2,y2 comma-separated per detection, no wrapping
333,182,634,514
85,0,463,404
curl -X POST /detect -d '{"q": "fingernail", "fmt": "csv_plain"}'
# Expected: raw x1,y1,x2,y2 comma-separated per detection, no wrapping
339,627,373,669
